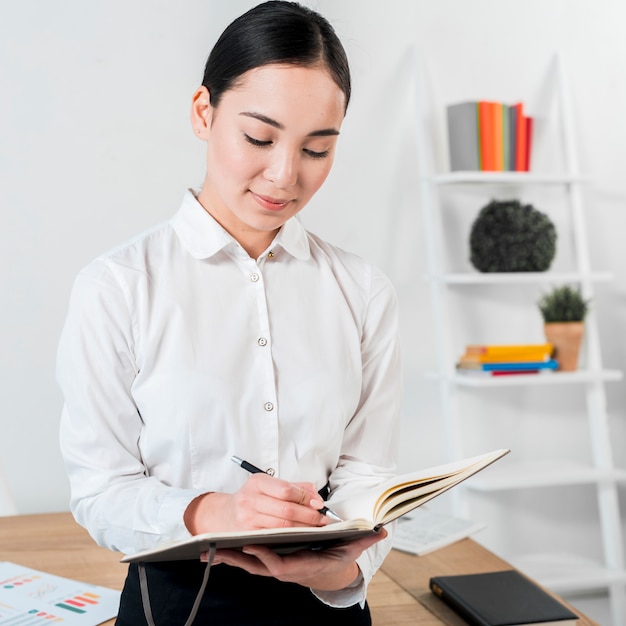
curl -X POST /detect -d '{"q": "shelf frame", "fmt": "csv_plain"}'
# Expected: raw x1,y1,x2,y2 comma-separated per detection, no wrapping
427,271,613,285
431,171,589,185
414,50,626,624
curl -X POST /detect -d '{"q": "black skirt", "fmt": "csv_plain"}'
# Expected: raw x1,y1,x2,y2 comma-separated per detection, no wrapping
116,560,372,626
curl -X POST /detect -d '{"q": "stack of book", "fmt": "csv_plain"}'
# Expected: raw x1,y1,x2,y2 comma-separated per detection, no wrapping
456,343,557,376
446,101,533,172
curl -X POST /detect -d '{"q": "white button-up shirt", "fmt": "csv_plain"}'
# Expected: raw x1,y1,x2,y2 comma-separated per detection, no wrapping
57,190,402,607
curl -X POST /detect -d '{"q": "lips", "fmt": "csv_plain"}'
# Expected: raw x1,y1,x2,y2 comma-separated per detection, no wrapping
250,191,293,212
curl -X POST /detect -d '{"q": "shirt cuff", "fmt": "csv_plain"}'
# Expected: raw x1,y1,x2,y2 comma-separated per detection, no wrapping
310,568,366,608
155,488,208,543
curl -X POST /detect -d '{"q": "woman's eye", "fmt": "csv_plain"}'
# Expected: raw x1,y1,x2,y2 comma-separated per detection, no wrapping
244,133,272,147
303,148,330,159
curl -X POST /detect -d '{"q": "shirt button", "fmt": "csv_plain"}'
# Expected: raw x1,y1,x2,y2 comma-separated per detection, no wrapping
264,402,274,412
266,468,275,477
250,273,260,282
258,337,267,347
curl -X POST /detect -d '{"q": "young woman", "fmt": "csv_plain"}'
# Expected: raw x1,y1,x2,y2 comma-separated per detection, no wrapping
58,2,402,624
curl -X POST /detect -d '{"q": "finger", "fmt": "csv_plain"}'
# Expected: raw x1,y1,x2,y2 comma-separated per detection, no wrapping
214,548,273,576
241,545,282,571
253,475,322,508
294,482,323,499
252,501,328,528
247,477,328,527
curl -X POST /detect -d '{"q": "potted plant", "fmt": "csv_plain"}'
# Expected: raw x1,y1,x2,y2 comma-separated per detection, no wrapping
537,285,590,371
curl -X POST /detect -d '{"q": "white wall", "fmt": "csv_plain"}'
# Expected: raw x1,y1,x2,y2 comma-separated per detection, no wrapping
2,0,625,567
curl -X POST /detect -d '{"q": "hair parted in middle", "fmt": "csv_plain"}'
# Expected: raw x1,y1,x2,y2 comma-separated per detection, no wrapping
201,1,351,111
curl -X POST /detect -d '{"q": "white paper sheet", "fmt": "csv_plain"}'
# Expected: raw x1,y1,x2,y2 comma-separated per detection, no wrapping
0,562,120,625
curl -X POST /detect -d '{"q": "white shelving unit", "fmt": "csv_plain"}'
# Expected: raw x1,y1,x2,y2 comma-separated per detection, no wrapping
415,53,626,625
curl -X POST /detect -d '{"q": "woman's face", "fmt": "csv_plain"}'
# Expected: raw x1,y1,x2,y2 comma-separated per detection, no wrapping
195,64,346,255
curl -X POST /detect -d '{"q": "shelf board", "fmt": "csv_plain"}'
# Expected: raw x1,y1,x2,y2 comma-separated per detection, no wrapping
450,369,623,387
466,461,626,491
428,172,588,185
508,552,626,594
425,271,613,285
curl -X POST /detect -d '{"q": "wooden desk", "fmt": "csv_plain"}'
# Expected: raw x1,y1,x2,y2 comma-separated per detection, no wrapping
0,512,596,625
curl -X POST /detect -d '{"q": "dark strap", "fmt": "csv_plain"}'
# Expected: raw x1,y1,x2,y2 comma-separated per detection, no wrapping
139,543,216,626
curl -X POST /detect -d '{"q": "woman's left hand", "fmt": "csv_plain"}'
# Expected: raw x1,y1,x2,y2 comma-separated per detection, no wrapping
200,528,387,591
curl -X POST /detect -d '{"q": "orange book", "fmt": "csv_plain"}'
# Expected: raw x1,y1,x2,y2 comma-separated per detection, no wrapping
524,116,533,171
513,103,527,171
478,101,497,171
459,352,552,364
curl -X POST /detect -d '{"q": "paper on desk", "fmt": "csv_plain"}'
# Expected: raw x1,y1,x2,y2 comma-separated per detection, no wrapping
391,507,486,556
0,562,120,625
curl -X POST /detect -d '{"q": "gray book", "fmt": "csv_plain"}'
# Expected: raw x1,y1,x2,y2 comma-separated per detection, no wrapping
447,101,480,171
508,104,517,171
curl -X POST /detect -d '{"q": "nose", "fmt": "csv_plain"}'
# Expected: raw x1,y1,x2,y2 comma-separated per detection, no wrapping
264,147,298,189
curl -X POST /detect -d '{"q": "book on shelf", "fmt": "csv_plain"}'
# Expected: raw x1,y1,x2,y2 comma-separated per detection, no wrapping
457,344,557,374
459,353,552,364
457,360,558,372
391,506,486,556
457,369,543,378
507,105,517,171
478,101,498,171
501,103,511,172
121,449,509,564
525,115,534,171
465,343,553,357
447,101,480,171
513,102,526,171
429,570,578,626
446,100,533,172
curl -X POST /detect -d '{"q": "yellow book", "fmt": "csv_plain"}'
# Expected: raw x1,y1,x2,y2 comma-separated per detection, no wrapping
465,343,553,357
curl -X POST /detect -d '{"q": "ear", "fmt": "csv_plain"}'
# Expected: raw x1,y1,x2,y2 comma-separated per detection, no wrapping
190,86,212,139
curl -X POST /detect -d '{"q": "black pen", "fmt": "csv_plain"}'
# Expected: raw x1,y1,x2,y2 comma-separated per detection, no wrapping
230,455,343,522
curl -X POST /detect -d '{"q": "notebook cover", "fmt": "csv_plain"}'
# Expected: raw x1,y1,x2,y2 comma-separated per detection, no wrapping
429,570,578,625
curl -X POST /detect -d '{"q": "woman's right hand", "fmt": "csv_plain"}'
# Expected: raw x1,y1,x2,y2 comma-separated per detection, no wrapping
184,473,331,535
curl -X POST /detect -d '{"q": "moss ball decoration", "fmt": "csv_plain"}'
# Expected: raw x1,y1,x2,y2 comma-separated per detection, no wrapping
469,199,557,272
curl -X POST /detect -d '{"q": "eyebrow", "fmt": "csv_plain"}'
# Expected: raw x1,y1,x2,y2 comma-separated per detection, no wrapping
239,111,340,137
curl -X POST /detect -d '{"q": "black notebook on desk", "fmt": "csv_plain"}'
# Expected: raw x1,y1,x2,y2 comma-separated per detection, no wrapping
429,570,578,626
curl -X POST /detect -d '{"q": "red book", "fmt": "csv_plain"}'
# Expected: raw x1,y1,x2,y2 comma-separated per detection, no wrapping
478,101,497,171
512,103,527,172
524,116,533,171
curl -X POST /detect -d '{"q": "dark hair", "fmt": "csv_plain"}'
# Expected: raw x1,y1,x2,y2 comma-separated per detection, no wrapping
202,1,351,111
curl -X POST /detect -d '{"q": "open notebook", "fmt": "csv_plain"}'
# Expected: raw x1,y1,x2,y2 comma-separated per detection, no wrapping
122,448,509,563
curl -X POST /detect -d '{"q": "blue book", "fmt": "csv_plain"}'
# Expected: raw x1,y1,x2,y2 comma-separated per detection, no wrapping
458,360,558,372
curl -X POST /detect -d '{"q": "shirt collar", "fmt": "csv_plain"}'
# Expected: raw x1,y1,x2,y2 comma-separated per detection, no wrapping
271,215,310,260
171,189,310,261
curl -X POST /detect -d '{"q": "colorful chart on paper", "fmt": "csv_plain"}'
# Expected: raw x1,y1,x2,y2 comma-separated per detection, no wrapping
0,562,120,625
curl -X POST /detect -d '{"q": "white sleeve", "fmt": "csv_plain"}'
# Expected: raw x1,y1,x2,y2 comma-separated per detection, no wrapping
57,259,204,554
312,266,403,607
